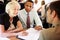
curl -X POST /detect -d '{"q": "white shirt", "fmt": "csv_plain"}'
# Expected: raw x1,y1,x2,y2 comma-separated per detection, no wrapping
40,5,46,20
18,9,43,29
33,0,42,11
33,0,52,11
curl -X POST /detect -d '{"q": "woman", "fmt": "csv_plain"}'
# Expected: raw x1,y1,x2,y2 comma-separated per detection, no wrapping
0,1,24,37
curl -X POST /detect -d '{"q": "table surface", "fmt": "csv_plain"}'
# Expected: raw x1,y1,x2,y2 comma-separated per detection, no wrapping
9,36,20,40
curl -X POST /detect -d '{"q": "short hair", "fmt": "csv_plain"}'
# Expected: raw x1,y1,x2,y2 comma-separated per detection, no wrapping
48,1,60,19
5,1,21,13
24,0,34,5
41,1,45,5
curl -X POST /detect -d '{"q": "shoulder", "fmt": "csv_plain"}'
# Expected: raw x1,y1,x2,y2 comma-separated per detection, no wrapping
41,28,54,34
0,13,9,25
40,28,55,38
18,9,25,15
18,9,26,16
0,13,9,18
31,9,37,12
30,9,37,14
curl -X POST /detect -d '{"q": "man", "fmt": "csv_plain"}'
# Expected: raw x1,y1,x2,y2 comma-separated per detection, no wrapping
18,0,43,30
39,1,60,40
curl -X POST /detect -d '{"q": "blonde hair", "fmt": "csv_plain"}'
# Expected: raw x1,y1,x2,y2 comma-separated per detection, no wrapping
5,1,21,13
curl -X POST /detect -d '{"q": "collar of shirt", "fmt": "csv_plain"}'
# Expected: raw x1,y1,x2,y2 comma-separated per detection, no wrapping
23,9,34,15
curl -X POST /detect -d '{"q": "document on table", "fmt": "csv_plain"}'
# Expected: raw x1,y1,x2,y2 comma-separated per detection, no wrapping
0,37,10,40
18,28,40,40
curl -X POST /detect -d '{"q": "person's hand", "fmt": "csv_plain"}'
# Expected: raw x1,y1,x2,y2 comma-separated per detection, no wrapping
21,31,28,36
34,26,42,31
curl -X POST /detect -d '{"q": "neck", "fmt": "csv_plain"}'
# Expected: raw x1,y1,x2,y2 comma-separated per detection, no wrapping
25,10,29,13
25,8,32,13
54,21,60,34
52,18,60,27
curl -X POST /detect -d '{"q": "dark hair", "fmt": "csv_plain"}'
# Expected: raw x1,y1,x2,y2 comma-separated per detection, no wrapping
49,1,60,19
24,0,34,5
41,1,45,5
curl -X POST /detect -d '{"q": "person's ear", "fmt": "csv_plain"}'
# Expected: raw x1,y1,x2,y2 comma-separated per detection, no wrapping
52,10,56,18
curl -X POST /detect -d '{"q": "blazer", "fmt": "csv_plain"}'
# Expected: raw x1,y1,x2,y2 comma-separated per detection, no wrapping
39,24,60,40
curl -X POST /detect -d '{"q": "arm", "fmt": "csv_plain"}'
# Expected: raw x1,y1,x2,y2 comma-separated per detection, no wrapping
38,31,44,40
8,21,24,33
34,11,43,30
37,7,42,12
0,25,17,37
0,15,18,37
8,21,28,36
34,25,42,31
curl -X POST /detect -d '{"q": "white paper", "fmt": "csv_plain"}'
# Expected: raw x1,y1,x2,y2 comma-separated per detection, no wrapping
18,28,40,40
0,37,10,40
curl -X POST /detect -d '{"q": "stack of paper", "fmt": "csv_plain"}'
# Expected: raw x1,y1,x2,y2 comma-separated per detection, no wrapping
18,28,40,40
0,37,10,40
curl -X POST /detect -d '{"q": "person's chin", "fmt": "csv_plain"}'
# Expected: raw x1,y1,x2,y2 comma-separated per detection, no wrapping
12,15,16,17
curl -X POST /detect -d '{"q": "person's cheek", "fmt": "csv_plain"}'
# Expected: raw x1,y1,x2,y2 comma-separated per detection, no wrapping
46,13,50,23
